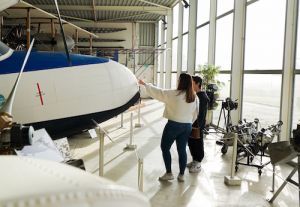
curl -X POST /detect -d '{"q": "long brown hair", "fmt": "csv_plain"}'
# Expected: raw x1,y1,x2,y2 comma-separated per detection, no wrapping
177,73,195,103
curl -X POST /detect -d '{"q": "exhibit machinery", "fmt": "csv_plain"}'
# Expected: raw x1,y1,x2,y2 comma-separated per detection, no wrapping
267,123,300,204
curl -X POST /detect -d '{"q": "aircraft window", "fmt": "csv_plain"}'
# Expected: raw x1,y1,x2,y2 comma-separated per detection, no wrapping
0,41,10,56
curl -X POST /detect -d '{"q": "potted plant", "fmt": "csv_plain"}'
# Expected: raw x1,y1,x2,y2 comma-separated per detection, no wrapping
198,64,224,125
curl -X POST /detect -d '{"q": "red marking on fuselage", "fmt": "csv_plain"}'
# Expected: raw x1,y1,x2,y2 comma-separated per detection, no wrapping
37,83,44,105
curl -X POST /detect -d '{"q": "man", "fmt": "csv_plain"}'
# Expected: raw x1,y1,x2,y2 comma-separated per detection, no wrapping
187,75,209,173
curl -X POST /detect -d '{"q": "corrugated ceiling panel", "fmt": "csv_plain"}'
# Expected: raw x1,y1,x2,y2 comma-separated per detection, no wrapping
25,0,177,7
23,0,176,22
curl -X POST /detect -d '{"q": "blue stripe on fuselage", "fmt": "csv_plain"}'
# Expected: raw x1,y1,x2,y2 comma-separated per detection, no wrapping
0,51,109,74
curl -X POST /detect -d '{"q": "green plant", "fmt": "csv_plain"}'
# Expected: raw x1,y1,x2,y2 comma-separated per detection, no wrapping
198,64,223,90
198,64,224,110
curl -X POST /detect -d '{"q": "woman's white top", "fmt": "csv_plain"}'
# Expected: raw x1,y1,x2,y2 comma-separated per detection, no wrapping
144,83,199,124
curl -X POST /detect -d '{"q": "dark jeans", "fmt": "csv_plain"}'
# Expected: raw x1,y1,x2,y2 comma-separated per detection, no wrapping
161,120,192,175
188,130,204,162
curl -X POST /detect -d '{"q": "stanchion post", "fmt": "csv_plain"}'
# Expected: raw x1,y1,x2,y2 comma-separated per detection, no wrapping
135,99,143,128
120,113,124,128
98,128,105,176
271,165,275,192
224,133,241,186
124,112,137,151
138,158,144,192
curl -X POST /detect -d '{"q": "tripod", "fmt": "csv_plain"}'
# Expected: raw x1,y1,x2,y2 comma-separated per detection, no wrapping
216,105,233,133
215,99,238,154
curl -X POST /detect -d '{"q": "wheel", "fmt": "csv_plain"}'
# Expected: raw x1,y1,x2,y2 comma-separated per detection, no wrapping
258,169,262,176
221,144,228,154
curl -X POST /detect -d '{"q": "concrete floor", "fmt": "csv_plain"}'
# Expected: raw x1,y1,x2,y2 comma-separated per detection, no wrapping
68,99,298,207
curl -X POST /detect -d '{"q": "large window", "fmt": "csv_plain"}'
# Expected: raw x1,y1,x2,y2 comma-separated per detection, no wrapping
172,39,178,71
171,73,177,89
197,0,210,26
212,74,231,126
244,0,286,70
217,0,234,16
182,34,188,71
195,25,209,70
242,75,282,127
215,13,233,71
171,39,178,88
183,1,189,33
157,46,161,87
293,75,300,129
294,0,300,129
173,4,179,38
158,20,162,46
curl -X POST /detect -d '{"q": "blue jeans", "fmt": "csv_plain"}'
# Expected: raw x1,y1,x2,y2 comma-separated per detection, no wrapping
160,120,192,175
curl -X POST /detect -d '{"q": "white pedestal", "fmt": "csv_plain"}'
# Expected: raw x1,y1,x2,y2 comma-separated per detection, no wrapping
224,175,242,186
124,144,137,151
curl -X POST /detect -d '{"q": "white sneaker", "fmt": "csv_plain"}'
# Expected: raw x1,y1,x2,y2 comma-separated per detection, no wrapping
177,174,185,182
186,161,196,168
189,162,201,173
159,173,174,181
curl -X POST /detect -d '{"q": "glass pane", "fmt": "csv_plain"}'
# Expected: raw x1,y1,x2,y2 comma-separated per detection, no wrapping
217,0,234,16
172,39,178,72
195,25,209,71
158,20,162,46
156,73,160,86
163,48,166,72
215,14,233,71
293,75,300,129
183,0,189,33
296,1,300,69
244,0,286,70
182,34,188,72
173,4,179,38
243,74,282,127
171,73,178,89
212,74,231,126
157,46,161,72
197,0,210,26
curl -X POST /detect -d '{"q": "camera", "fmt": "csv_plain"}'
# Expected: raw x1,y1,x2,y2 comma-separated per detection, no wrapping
0,123,34,150
222,97,238,111
206,84,218,110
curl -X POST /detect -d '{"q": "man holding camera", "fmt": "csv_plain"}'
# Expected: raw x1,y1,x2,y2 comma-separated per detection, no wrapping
187,76,209,173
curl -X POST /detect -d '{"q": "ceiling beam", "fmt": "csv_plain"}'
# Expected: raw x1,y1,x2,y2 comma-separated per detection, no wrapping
33,5,167,15
98,12,151,22
171,0,182,8
137,0,170,9
92,0,97,21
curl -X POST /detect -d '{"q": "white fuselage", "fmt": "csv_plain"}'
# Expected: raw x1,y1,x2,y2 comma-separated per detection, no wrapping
0,59,139,124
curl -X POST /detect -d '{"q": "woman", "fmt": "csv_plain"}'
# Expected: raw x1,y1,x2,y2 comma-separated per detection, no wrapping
138,73,199,182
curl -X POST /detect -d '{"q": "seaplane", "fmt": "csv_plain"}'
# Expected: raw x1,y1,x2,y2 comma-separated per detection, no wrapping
0,0,140,139
0,1,149,206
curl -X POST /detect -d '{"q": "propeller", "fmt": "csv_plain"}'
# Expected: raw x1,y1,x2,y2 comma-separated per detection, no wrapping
53,0,71,65
0,38,35,116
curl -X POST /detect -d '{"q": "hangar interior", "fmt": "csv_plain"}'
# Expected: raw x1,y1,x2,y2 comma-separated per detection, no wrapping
0,0,300,206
